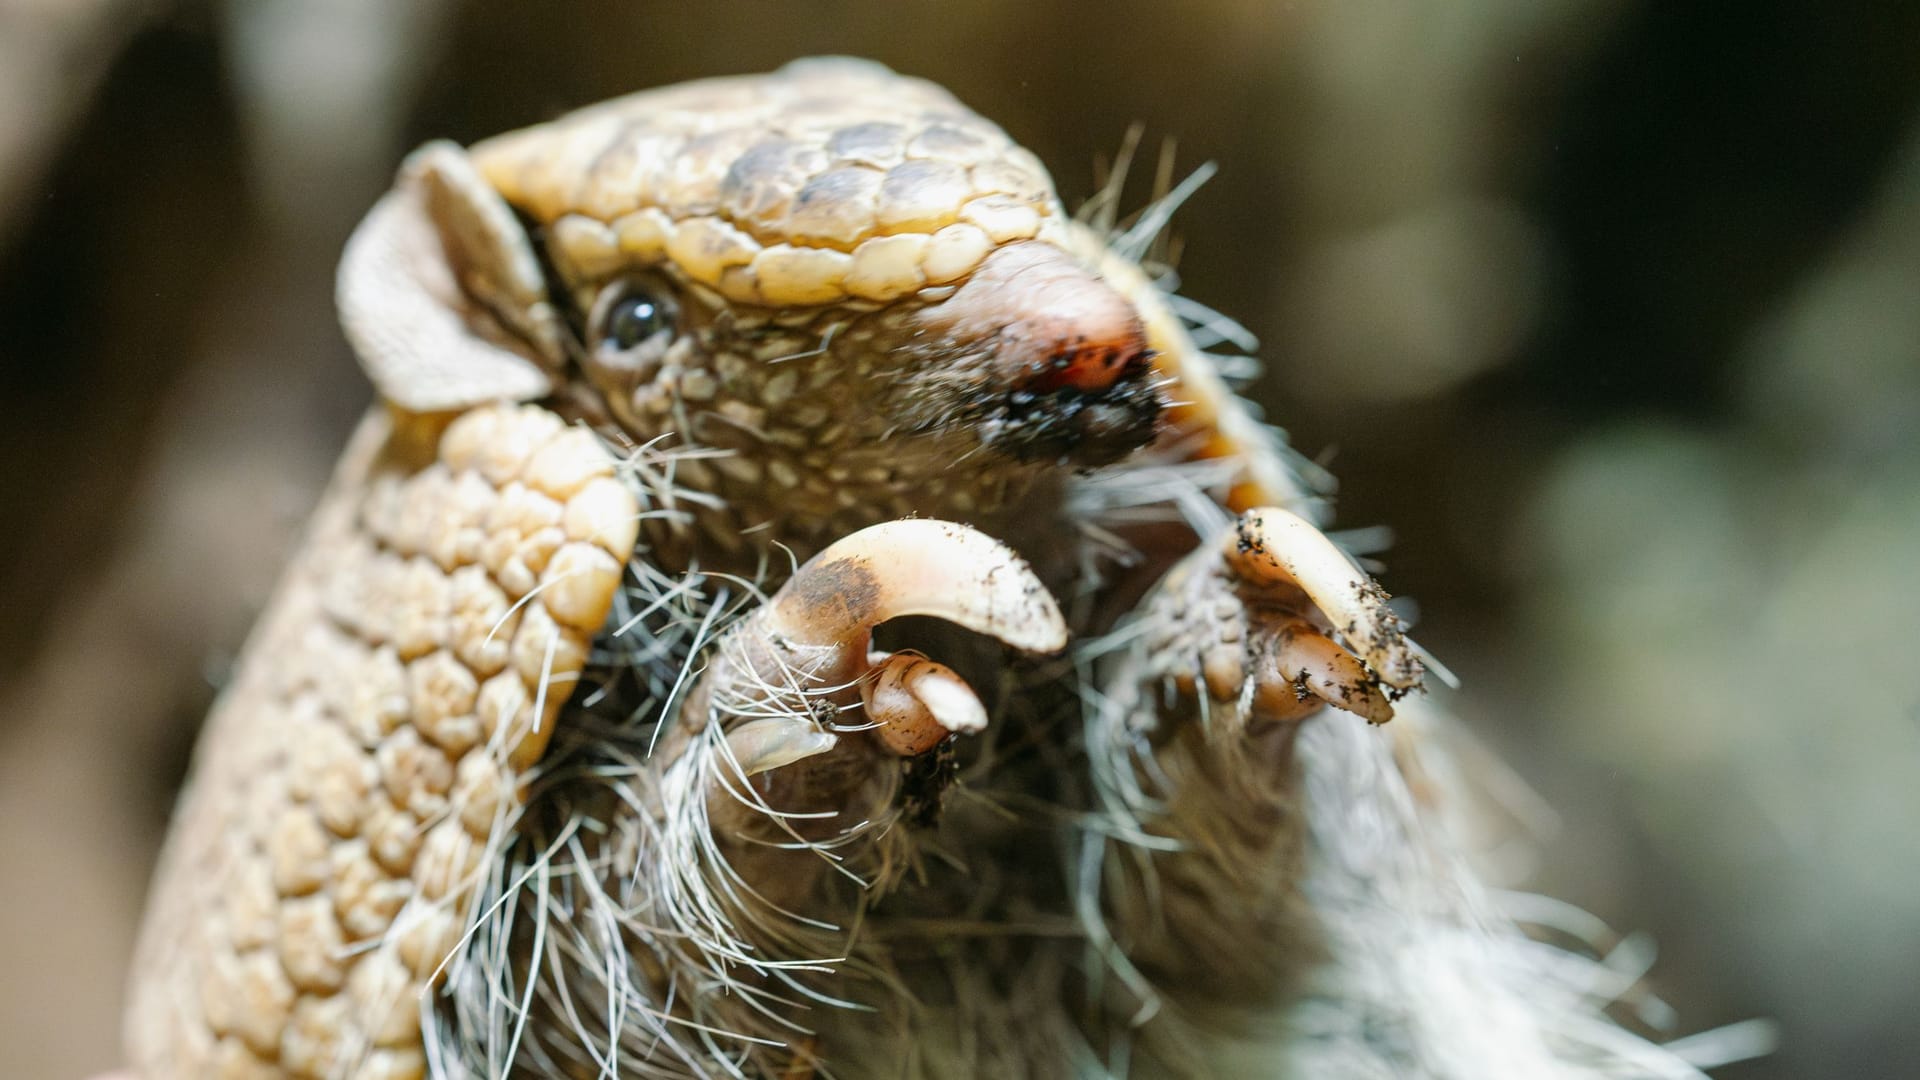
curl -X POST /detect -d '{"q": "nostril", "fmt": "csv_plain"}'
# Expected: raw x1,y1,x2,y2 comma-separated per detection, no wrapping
984,347,1167,467
1027,341,1155,394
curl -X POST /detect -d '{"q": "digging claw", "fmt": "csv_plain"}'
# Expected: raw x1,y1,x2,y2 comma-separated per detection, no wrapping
1157,508,1423,727
1253,618,1396,725
764,518,1067,672
1225,508,1423,690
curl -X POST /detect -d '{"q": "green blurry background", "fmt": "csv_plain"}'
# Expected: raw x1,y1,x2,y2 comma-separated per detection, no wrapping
2,2,1915,1076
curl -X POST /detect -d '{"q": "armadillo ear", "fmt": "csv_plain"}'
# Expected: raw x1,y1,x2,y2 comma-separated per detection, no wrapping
336,140,567,413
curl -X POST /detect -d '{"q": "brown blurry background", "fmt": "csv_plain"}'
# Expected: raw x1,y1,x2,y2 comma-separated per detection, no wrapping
3,2,1916,1077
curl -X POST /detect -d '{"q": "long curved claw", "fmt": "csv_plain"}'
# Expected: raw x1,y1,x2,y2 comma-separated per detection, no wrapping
1225,508,1423,690
765,519,1068,685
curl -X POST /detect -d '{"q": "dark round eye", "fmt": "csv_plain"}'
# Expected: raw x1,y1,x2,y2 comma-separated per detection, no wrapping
599,287,675,351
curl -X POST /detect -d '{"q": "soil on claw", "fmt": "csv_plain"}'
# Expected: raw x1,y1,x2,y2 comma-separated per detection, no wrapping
786,556,883,626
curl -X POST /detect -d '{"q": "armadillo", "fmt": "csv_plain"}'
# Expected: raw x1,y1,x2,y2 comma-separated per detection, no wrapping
124,57,1708,1079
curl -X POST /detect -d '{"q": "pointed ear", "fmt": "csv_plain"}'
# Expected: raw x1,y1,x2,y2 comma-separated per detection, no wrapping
336,140,568,413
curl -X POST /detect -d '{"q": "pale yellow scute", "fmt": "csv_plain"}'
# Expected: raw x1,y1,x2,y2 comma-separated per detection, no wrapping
125,404,639,1078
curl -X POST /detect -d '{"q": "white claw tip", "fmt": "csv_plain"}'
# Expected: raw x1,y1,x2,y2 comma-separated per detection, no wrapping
910,666,989,736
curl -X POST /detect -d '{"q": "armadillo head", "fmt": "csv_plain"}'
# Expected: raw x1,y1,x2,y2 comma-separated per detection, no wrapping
469,60,1165,544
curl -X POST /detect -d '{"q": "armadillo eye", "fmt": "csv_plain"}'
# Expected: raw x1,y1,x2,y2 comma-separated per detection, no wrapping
592,282,678,353
607,293,670,349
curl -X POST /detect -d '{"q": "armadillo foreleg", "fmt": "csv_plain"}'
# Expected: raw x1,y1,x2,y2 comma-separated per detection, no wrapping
665,518,1067,946
451,519,1067,1077
1081,508,1425,1022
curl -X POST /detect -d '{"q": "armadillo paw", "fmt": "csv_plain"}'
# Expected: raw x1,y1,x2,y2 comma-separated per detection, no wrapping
1156,508,1423,727
711,518,1065,771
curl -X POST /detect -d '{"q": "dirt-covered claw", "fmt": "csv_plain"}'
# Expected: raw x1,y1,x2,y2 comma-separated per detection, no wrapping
1131,507,1423,730
1253,619,1396,725
1226,508,1424,691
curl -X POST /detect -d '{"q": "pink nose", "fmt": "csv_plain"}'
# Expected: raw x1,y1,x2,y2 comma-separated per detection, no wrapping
915,241,1153,393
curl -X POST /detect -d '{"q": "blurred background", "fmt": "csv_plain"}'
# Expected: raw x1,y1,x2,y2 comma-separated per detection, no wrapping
2,1,1915,1076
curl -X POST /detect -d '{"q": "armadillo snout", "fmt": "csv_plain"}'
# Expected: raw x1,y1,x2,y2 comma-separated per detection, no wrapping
914,240,1165,465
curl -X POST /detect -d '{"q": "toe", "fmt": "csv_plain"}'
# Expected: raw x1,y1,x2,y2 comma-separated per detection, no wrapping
861,653,988,756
